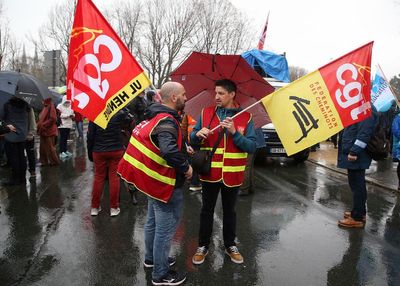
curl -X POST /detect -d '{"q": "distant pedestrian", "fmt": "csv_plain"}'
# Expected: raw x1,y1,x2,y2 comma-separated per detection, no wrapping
391,113,400,191
118,82,192,285
190,79,257,265
127,92,148,126
26,108,37,178
337,108,377,228
181,112,201,192
57,96,74,159
330,132,339,149
37,98,60,166
87,110,130,217
144,90,156,104
74,111,84,139
2,97,30,186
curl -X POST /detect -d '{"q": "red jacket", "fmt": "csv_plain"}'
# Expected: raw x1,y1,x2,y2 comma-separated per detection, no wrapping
37,100,58,137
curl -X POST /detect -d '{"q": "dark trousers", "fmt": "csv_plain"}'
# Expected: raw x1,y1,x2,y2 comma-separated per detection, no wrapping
25,138,36,173
347,169,367,221
4,140,27,182
58,128,70,153
199,182,239,248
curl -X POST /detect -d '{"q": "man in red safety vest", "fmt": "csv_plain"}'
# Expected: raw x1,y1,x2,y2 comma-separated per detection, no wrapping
190,79,257,265
118,81,192,286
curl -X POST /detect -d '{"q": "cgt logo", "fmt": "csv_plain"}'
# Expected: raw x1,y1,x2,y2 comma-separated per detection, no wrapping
70,34,122,109
335,63,370,120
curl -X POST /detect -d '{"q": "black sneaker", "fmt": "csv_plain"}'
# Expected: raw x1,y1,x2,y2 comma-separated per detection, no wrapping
152,270,186,285
144,257,176,268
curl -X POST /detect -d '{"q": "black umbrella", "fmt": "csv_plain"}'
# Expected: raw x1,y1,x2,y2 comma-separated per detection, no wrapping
0,71,52,117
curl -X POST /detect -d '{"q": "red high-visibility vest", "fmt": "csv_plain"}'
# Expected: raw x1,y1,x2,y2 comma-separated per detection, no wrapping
199,106,250,187
117,113,183,202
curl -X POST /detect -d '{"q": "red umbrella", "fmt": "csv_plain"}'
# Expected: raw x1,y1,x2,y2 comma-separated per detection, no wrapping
170,52,275,127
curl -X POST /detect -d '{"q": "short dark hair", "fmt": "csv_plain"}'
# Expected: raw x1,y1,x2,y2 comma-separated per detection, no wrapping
215,79,237,93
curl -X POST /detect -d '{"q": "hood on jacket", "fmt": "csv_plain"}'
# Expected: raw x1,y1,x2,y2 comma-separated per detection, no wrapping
145,103,181,123
61,95,71,106
43,97,53,106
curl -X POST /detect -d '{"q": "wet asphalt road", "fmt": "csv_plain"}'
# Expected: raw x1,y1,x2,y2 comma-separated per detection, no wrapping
0,142,399,286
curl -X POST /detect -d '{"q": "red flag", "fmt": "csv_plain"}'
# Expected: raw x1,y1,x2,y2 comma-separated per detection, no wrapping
257,12,269,50
262,42,374,155
66,0,151,128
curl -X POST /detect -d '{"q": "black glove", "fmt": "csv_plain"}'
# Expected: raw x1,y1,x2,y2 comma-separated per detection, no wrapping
88,152,93,162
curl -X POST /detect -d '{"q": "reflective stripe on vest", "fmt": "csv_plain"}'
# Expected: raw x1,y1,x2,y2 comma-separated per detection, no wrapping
117,113,182,202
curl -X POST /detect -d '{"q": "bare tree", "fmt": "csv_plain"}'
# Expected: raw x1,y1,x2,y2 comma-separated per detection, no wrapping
6,37,22,71
289,66,308,81
137,0,198,87
107,0,143,54
0,0,10,70
34,0,75,83
191,0,253,54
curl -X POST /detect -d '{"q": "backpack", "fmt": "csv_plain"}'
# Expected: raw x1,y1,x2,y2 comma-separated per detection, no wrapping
365,115,390,161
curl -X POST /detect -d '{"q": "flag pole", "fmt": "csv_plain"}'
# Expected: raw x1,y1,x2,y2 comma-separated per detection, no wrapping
377,64,400,108
209,99,263,133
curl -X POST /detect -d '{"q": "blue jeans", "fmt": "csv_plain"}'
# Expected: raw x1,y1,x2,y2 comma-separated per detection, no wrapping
144,188,183,279
347,169,367,221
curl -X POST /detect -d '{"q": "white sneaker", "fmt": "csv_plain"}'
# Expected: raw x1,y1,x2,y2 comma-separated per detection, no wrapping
65,151,73,157
60,152,68,159
91,207,102,216
110,207,120,217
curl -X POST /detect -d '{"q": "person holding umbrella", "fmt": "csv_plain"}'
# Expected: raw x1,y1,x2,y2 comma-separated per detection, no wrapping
190,79,257,265
1,97,31,186
0,120,16,135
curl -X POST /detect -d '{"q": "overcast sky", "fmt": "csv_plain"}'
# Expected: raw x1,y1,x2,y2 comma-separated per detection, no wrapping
3,0,400,79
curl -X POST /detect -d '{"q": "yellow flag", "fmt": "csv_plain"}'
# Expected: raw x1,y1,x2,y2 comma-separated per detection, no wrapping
261,42,373,155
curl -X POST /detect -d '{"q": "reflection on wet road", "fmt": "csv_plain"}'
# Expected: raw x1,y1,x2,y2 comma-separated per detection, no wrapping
0,149,399,285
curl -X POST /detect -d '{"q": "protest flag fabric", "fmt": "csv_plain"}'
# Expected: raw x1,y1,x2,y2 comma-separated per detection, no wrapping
261,42,374,155
371,65,396,112
66,0,151,128
257,12,269,50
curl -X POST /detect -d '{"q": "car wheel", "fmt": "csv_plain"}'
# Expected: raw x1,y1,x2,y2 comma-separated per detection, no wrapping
292,148,310,164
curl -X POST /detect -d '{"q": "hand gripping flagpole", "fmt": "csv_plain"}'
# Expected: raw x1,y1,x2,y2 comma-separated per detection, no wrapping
209,99,263,133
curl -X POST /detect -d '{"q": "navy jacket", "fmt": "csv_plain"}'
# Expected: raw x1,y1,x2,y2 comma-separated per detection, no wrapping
337,109,378,170
87,110,131,156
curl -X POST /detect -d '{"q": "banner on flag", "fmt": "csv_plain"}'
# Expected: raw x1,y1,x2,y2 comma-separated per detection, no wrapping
257,13,269,50
371,65,396,112
262,42,374,155
66,0,151,128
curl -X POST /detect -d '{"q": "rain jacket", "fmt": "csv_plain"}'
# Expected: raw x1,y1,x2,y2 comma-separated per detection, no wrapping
37,98,58,137
391,114,400,160
337,108,378,170
57,96,74,129
87,110,130,156
3,97,30,142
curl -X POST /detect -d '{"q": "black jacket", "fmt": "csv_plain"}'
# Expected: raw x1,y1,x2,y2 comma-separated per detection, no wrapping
87,110,131,158
146,103,189,188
